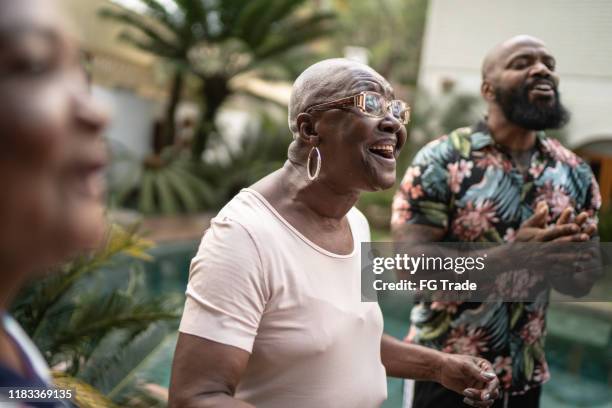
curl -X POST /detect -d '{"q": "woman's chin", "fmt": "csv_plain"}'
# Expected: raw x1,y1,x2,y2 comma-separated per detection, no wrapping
64,203,108,252
368,172,397,191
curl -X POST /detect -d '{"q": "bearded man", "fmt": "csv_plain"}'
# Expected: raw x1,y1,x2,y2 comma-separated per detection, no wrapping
392,35,601,408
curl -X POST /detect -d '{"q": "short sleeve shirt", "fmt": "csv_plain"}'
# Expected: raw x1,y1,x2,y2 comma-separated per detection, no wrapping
180,189,387,408
391,123,601,395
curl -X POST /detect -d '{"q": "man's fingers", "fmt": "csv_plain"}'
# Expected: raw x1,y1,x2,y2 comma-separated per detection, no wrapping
522,211,546,228
539,224,580,241
556,207,573,225
522,202,549,228
582,223,597,237
574,212,589,227
551,233,590,243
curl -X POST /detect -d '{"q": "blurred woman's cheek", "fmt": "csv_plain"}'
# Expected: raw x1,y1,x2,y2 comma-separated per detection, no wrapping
0,171,57,265
0,91,69,172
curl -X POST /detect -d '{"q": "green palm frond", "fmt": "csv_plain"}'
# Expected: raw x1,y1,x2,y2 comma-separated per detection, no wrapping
136,0,181,33
53,372,119,408
12,224,179,405
125,152,218,215
99,8,180,54
116,31,182,60
11,225,154,337
51,293,179,358
84,323,173,399
173,0,209,40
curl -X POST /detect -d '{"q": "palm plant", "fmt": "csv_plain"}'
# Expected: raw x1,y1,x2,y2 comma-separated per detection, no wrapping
110,112,291,214
100,0,335,159
111,146,218,215
196,112,292,206
11,224,181,407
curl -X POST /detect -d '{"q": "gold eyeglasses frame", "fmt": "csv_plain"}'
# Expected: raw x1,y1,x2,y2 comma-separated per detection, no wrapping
305,91,411,124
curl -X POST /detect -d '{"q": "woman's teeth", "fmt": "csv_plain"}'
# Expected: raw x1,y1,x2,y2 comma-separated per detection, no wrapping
369,144,395,159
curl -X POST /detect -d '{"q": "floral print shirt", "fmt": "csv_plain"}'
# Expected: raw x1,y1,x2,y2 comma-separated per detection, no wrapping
391,123,601,395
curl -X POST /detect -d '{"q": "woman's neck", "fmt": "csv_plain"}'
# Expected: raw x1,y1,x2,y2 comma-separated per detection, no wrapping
280,160,359,221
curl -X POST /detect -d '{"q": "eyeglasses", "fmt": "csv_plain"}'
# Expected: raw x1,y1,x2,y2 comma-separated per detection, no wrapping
305,91,411,124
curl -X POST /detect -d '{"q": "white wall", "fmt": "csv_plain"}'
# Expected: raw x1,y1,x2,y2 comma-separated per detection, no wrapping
419,0,612,147
93,85,160,159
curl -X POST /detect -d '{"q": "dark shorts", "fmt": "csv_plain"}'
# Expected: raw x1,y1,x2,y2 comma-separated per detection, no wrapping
410,380,541,408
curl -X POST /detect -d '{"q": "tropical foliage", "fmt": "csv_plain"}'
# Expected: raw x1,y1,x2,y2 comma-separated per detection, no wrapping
100,0,335,159
11,224,181,407
111,147,217,215
329,0,428,88
110,112,291,214
195,113,292,206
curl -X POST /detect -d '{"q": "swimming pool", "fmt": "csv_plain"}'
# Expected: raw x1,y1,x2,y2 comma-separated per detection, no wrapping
137,240,612,408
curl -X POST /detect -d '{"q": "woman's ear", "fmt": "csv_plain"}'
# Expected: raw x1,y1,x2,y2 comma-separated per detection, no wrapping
296,112,320,146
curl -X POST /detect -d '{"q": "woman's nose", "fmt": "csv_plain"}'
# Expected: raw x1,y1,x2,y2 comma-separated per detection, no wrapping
378,111,402,134
72,89,110,134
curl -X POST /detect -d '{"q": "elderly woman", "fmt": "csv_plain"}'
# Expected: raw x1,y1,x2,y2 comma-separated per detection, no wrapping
0,0,108,402
170,59,499,408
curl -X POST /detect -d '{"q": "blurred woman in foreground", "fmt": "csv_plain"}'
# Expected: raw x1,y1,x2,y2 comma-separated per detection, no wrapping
170,58,499,408
0,0,108,403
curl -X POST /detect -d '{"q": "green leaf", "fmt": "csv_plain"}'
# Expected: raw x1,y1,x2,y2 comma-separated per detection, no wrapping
510,303,524,329
99,8,179,52
164,166,201,212
171,165,217,207
532,341,545,361
482,228,503,243
90,324,172,399
521,182,534,201
418,201,449,228
523,346,534,380
419,313,452,341
154,170,180,214
138,170,156,214
449,128,472,158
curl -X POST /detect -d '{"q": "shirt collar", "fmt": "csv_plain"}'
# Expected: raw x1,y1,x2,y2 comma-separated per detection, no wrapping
471,120,549,156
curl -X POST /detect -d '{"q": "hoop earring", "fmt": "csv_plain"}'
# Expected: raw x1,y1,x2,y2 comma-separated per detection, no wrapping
306,146,321,180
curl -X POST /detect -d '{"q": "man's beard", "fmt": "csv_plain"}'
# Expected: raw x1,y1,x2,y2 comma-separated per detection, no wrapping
495,82,570,130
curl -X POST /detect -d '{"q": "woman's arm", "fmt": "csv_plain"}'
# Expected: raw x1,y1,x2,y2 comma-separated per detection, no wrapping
169,333,255,408
380,334,499,407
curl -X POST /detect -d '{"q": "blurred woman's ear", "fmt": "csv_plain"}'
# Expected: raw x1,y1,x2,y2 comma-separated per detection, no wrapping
296,112,320,147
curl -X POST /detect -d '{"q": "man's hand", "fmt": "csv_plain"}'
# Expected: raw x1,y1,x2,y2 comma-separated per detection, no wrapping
515,202,589,243
436,354,500,407
513,203,601,296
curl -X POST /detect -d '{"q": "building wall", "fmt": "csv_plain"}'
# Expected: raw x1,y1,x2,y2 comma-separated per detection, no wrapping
93,86,158,159
418,0,612,147
59,0,169,158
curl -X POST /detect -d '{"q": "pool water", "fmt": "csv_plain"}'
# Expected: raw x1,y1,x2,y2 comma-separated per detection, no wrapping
137,241,612,408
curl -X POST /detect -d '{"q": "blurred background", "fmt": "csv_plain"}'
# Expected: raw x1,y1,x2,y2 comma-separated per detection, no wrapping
11,1,611,407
